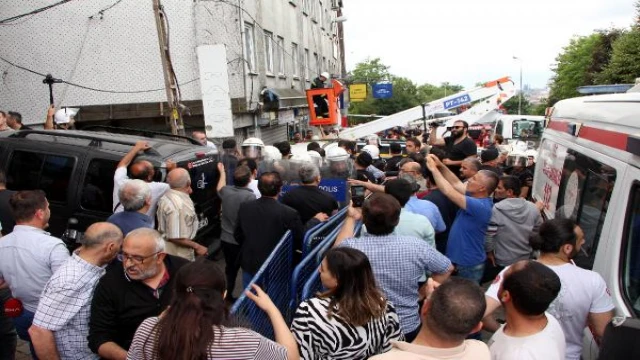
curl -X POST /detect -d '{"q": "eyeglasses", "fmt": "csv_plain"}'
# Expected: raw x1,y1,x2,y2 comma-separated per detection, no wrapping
117,251,160,264
452,126,465,129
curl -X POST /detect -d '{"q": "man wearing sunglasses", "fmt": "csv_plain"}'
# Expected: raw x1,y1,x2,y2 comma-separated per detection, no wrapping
88,228,188,360
429,120,477,177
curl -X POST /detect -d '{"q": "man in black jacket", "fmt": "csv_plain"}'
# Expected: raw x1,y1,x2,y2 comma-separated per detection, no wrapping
236,172,327,288
88,228,187,360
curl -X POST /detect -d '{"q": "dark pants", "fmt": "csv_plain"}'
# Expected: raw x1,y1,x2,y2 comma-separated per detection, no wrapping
455,263,485,284
222,242,241,297
481,261,505,284
12,309,38,360
313,95,328,116
0,289,17,360
404,324,421,342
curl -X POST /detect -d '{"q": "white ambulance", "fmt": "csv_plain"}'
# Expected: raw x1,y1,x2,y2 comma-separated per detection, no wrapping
532,92,640,358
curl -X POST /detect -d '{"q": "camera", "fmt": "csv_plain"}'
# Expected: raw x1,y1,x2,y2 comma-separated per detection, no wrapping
351,185,365,207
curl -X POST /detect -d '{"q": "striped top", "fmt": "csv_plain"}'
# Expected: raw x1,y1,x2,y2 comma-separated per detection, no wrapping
126,317,288,360
291,297,403,360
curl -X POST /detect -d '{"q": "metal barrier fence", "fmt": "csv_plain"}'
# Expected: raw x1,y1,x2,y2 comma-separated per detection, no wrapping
290,223,343,310
302,207,348,258
230,231,293,340
300,220,363,301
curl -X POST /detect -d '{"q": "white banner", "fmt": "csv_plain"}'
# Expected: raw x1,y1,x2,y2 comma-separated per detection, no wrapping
196,45,234,138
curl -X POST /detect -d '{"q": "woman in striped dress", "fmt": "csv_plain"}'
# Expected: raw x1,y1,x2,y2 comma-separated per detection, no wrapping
291,247,403,360
127,258,299,360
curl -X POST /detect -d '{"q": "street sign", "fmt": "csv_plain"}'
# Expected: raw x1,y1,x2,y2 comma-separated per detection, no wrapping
373,83,393,99
350,83,367,102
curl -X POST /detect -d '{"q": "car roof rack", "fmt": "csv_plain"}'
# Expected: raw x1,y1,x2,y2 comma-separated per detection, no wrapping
82,125,201,145
10,130,161,156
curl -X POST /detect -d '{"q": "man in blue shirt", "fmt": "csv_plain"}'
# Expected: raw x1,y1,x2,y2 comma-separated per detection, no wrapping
426,154,498,284
107,179,153,236
399,173,446,233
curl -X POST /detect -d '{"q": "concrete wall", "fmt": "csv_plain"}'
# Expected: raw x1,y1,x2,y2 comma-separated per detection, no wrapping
0,0,341,139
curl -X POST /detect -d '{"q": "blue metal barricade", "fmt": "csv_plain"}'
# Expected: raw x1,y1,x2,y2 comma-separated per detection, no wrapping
301,270,323,301
290,222,343,310
230,231,293,340
302,207,348,258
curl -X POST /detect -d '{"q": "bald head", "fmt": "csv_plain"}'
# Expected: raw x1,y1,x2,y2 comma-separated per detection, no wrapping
167,168,191,190
130,160,154,182
83,222,123,248
400,161,422,177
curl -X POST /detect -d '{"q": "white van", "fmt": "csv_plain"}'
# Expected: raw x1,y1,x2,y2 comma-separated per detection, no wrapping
532,92,640,359
493,114,545,146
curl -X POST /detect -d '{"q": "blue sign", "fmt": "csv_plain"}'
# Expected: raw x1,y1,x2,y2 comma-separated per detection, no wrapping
281,179,347,202
372,83,393,99
443,94,471,110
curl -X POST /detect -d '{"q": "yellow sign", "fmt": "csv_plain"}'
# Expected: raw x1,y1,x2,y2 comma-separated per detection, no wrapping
350,83,368,102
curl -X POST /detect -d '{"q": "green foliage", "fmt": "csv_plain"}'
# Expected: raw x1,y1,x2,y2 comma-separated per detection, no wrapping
548,34,602,105
596,29,640,84
501,94,533,115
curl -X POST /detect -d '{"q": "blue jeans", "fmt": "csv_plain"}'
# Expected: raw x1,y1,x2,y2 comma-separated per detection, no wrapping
456,263,485,284
12,309,39,360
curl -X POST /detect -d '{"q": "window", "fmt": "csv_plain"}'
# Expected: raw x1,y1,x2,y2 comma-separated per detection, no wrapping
314,52,320,75
292,43,299,77
310,0,317,22
554,149,616,269
82,159,117,213
495,120,504,137
7,151,75,203
276,36,285,75
264,31,274,74
304,48,310,80
323,56,327,74
302,0,309,15
318,1,323,26
622,184,640,317
244,23,256,72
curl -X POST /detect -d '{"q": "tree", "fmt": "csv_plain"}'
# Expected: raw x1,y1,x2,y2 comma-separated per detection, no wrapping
501,94,533,115
348,57,390,83
547,34,602,105
596,29,640,84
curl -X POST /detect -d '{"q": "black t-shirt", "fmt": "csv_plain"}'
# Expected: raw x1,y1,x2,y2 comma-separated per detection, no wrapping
281,186,338,224
0,189,16,235
424,189,459,254
356,169,376,183
384,155,404,173
444,136,477,175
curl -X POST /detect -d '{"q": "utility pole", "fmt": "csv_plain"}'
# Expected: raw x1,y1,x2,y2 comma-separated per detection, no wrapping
153,0,184,135
513,56,523,115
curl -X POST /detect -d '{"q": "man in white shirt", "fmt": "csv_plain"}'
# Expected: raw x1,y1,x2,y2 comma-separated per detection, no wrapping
112,141,174,227
488,260,565,360
192,131,218,151
29,222,123,360
484,219,615,360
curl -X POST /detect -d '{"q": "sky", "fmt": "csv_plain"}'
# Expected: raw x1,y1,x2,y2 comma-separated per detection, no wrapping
343,0,637,89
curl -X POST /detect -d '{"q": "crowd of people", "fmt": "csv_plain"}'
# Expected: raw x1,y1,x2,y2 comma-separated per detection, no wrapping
0,117,616,360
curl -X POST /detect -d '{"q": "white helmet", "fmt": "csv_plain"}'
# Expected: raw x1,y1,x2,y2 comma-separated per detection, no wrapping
290,152,312,164
361,144,380,160
321,72,330,79
54,107,79,124
325,146,349,162
307,150,323,168
263,145,283,162
241,137,265,159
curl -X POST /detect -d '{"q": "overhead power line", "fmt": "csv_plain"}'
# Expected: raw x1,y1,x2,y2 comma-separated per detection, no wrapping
0,0,73,25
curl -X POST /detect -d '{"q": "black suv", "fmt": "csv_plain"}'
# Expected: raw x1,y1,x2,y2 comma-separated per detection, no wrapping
0,129,221,249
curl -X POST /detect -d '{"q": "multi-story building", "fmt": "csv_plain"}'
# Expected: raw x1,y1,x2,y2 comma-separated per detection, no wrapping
0,0,344,144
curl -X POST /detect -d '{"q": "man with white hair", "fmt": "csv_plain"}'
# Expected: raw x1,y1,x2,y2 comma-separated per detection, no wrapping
282,163,337,224
88,228,188,360
107,179,153,235
29,223,124,360
156,168,205,261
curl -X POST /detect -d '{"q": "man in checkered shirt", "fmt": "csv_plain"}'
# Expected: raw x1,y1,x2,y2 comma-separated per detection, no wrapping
335,193,454,342
29,223,123,359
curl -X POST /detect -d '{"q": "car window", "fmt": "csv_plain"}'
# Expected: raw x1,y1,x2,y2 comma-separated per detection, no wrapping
81,159,117,213
622,183,640,317
7,150,75,203
554,149,616,269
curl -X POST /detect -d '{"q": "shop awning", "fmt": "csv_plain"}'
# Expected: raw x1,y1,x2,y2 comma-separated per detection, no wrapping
262,88,308,111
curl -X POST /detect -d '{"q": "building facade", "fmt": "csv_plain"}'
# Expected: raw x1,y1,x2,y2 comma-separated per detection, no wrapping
0,0,343,144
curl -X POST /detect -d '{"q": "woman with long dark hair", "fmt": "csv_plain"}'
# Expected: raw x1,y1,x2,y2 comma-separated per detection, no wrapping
291,247,402,359
127,258,299,360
